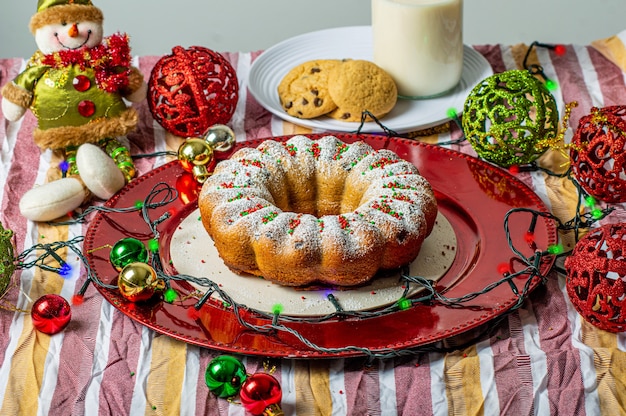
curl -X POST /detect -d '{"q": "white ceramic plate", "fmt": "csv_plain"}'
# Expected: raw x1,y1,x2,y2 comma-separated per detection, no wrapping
170,210,456,317
248,26,493,134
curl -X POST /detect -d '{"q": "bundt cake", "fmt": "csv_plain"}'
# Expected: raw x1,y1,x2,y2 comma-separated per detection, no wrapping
198,135,438,287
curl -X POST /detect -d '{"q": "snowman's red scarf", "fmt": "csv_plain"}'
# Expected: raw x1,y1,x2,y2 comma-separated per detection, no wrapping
40,33,132,93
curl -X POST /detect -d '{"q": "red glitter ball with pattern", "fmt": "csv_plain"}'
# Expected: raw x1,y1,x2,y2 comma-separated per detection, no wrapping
564,223,626,332
148,46,239,138
570,105,626,203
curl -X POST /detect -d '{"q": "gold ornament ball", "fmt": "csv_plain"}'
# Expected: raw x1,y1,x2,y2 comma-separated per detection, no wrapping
178,138,214,173
191,165,211,184
204,124,236,153
118,262,164,303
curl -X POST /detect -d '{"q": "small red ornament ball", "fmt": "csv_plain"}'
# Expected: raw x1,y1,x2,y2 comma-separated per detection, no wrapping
564,223,626,332
570,105,626,203
175,171,201,204
148,46,239,138
31,294,72,335
239,373,283,416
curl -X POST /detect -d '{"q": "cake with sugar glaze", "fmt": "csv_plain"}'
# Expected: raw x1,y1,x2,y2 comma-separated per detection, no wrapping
198,135,438,287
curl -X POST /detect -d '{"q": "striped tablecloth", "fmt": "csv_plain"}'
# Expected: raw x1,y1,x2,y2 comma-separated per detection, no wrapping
2,32,626,415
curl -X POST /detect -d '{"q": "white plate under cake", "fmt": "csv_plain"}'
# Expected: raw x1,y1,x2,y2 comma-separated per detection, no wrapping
170,135,457,316
170,209,456,316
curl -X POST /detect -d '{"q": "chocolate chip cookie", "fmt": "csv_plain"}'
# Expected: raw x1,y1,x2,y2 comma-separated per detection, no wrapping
327,60,397,122
277,59,340,118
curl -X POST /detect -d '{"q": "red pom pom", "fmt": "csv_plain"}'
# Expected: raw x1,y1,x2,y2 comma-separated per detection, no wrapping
570,106,626,203
564,223,626,332
148,46,239,138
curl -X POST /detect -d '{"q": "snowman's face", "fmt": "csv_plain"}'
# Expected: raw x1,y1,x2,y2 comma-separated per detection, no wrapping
35,20,103,54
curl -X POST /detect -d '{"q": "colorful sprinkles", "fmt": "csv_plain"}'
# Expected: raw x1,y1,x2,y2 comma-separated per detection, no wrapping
370,199,403,219
340,215,354,234
219,182,252,189
383,180,417,191
284,143,297,157
227,192,245,202
317,219,325,233
309,142,321,159
239,158,263,168
367,157,400,172
262,211,279,224
288,216,302,234
333,143,349,160
390,193,414,203
238,203,267,218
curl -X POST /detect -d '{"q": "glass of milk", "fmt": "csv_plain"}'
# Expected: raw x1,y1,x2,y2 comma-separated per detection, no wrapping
371,0,463,99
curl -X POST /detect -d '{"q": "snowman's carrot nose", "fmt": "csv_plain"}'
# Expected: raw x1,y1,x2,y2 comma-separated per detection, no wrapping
68,23,79,38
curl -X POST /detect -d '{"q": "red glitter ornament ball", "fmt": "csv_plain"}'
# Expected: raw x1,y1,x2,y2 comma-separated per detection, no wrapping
31,294,72,335
570,105,626,203
148,46,239,138
564,223,626,332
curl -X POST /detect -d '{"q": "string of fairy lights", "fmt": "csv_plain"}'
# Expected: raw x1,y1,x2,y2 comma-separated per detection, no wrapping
1,136,613,360
0,40,617,360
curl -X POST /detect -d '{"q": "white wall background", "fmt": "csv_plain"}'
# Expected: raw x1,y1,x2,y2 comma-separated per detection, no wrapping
1,0,625,59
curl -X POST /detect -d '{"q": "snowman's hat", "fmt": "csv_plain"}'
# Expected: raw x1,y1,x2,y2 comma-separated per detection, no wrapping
30,0,103,34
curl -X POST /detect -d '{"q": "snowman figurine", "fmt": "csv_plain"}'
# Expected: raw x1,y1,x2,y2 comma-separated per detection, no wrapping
1,0,147,222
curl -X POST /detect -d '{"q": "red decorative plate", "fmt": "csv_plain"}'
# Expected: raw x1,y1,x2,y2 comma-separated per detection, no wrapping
84,134,557,358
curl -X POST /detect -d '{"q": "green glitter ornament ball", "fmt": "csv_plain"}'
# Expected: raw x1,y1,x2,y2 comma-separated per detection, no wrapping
0,222,15,298
462,69,559,167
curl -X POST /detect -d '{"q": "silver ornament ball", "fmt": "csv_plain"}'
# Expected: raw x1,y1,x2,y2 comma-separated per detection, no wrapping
204,124,236,153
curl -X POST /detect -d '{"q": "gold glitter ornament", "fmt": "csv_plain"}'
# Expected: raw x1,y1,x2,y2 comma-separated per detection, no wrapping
462,70,559,167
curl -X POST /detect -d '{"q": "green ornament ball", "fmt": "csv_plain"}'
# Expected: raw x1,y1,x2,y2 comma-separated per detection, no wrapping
109,238,149,271
205,355,248,398
462,69,559,167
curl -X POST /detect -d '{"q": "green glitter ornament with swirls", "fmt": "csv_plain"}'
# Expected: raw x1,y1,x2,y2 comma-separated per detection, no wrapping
0,222,15,297
462,69,559,167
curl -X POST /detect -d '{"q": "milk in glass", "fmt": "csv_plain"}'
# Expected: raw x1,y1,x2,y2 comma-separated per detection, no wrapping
372,0,463,98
